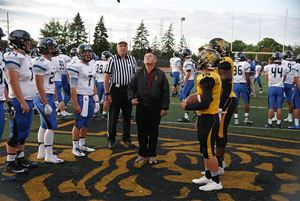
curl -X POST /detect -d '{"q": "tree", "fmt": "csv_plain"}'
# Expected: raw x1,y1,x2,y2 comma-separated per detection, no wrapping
92,16,110,56
132,20,150,60
178,35,187,52
39,18,70,46
69,12,88,49
161,23,176,59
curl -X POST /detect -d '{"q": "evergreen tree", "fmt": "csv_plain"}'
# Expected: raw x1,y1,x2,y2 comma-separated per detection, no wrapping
69,12,88,49
132,20,149,60
151,35,161,56
161,23,175,59
92,16,110,56
178,35,187,52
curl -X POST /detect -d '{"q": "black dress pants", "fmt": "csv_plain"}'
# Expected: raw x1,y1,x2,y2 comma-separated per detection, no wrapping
136,104,161,157
107,85,132,142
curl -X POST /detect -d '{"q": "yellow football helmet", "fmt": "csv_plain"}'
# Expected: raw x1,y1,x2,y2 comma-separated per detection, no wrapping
208,38,229,57
198,48,221,69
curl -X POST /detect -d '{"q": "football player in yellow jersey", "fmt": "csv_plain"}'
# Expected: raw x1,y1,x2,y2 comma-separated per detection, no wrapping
209,38,237,175
181,48,222,191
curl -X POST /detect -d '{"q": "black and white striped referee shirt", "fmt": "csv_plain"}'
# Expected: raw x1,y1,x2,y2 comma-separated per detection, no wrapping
105,54,138,86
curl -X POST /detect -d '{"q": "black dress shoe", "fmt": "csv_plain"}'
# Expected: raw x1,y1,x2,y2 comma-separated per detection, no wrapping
123,140,135,147
107,141,115,149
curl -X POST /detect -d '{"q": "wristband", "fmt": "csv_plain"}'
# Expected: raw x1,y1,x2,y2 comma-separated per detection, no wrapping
105,92,111,96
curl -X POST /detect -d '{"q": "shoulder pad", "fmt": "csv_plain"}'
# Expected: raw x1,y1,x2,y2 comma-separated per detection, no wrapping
218,61,232,69
200,76,215,87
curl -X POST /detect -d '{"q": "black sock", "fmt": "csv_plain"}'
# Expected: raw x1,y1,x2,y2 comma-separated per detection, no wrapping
217,157,224,168
205,170,212,179
212,175,220,183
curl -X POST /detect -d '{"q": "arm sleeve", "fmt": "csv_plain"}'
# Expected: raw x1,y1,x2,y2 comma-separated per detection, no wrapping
127,71,138,101
161,72,170,110
219,79,232,109
185,87,212,110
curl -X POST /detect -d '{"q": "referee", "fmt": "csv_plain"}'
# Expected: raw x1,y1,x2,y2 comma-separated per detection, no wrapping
104,39,138,149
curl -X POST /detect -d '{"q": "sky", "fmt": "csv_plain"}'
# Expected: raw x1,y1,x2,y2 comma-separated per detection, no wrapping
0,0,299,54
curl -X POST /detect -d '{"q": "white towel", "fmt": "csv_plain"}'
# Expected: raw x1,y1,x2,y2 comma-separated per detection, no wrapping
81,95,89,117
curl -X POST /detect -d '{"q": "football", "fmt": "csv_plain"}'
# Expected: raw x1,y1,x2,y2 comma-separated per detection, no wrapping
185,94,202,105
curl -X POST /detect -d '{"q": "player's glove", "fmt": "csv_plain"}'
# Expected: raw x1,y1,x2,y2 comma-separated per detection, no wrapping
218,108,223,124
55,100,59,110
44,103,52,116
6,101,15,120
170,72,173,77
93,95,100,113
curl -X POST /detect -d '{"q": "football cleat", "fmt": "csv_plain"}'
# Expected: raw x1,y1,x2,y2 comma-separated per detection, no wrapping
192,176,212,185
218,167,225,175
102,114,108,119
45,155,64,164
284,116,293,122
16,158,39,168
65,111,73,116
264,123,272,128
5,162,28,174
177,118,189,123
199,181,222,191
0,175,16,182
244,118,252,124
288,125,300,129
276,124,283,129
234,118,239,125
72,147,85,156
79,145,95,152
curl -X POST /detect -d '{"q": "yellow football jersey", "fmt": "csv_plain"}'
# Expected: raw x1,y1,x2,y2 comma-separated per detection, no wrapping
215,56,236,98
196,70,222,114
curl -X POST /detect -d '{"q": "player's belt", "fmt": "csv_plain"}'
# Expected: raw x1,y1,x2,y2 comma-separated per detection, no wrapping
77,94,93,98
113,83,127,89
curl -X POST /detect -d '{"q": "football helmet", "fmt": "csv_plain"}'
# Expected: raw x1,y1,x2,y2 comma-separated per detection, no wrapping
198,44,209,53
30,48,40,58
101,51,112,60
208,38,229,57
283,50,293,60
70,47,77,57
253,59,259,65
271,52,283,63
234,52,247,62
198,48,221,69
8,29,33,54
77,44,93,62
182,48,192,58
0,27,6,37
56,44,67,54
173,51,180,57
37,38,57,55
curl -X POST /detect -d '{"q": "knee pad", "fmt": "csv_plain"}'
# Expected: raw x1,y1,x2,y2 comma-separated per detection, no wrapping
7,137,18,148
173,84,177,88
19,139,25,145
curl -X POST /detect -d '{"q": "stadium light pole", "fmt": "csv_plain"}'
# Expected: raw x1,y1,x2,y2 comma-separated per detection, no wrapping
180,17,185,39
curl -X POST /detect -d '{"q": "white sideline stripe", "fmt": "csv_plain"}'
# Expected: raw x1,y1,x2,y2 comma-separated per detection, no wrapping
170,102,290,110
160,121,300,132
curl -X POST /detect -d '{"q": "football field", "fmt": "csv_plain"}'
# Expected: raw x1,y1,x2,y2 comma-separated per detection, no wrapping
0,72,300,200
